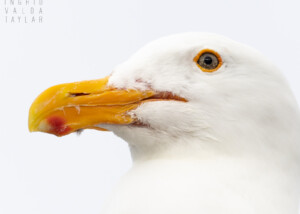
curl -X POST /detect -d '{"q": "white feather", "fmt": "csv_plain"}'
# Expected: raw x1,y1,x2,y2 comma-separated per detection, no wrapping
99,33,300,214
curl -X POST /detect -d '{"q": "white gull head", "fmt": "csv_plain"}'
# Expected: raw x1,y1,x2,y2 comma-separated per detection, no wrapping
102,33,300,163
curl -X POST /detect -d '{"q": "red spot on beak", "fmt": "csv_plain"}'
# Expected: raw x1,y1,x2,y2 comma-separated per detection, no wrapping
47,116,71,136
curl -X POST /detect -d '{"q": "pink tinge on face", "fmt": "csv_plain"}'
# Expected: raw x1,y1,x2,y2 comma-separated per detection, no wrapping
47,116,71,136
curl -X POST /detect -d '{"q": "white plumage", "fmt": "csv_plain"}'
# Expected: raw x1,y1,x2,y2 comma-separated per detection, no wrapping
98,33,300,214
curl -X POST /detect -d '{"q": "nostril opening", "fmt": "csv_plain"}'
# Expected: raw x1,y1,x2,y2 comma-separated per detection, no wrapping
69,93,91,97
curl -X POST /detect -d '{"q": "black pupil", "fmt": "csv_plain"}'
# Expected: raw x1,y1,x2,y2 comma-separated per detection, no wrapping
204,56,213,65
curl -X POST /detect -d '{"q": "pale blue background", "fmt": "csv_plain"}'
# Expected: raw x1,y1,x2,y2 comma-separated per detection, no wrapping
0,0,300,213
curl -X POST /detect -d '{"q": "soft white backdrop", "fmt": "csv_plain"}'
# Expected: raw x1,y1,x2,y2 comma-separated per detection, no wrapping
0,0,300,213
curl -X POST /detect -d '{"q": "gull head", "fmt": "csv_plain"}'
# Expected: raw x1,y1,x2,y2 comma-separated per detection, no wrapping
29,33,300,160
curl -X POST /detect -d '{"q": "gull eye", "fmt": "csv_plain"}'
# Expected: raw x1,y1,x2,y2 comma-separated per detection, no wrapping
194,49,222,72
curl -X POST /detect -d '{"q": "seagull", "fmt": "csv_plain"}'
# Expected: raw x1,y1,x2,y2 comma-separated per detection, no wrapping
28,33,300,214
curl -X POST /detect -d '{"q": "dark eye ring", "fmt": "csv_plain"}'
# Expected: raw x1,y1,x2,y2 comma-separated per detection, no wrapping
194,49,222,72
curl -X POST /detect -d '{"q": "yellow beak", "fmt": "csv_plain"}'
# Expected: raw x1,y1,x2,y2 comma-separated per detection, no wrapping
28,76,156,136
